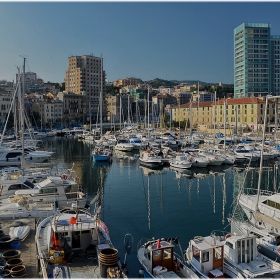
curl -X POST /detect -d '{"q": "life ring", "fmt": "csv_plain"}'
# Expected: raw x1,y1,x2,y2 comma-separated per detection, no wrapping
188,157,193,162
61,175,67,180
225,233,233,239
173,261,179,272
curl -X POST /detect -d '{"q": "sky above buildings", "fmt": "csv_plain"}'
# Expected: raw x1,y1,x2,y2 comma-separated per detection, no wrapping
1,1,280,84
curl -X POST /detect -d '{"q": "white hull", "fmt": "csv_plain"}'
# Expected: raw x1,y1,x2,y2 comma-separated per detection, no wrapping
9,225,31,241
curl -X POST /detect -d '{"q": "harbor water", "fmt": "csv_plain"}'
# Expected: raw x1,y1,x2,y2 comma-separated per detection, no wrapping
42,137,280,278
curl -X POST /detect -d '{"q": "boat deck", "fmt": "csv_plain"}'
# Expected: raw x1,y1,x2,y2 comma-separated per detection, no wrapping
46,249,102,278
0,218,38,277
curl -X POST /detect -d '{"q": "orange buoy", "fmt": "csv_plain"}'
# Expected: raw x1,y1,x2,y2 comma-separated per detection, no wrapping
69,217,77,225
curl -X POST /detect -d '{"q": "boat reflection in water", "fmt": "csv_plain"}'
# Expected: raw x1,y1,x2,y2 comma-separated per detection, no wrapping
92,160,112,168
113,149,139,161
169,166,193,179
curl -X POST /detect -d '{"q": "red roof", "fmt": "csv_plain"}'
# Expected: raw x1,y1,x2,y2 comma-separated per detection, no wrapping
172,97,273,109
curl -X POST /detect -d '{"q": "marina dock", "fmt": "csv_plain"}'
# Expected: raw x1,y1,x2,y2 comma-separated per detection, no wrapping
0,218,38,278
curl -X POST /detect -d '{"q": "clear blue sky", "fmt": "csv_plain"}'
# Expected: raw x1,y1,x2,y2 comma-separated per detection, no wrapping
1,1,280,84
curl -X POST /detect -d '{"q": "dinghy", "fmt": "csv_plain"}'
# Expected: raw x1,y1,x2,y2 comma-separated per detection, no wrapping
9,225,31,241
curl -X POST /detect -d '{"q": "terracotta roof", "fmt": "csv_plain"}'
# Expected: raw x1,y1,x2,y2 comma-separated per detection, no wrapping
215,97,273,105
172,97,274,109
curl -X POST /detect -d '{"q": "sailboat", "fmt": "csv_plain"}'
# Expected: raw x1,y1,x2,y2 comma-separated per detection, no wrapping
0,59,53,166
230,95,280,263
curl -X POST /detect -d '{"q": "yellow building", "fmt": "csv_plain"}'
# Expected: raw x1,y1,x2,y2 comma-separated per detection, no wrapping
172,97,276,132
113,77,141,87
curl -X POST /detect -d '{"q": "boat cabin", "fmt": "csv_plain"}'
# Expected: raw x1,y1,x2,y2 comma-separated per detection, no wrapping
0,175,34,198
224,234,256,263
188,235,225,278
143,239,176,276
48,213,110,264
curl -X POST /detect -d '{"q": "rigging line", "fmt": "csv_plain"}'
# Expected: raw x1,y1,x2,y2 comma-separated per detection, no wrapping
0,76,19,146
230,166,250,218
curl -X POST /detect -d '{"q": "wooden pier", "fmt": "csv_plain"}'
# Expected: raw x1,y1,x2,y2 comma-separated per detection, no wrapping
0,218,38,278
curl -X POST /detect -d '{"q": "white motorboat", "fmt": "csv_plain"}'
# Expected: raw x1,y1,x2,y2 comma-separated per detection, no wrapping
182,150,209,168
0,195,59,220
137,237,199,279
12,176,89,209
0,147,53,166
139,150,163,168
198,149,225,166
169,155,192,169
230,217,280,264
233,144,260,162
186,232,280,278
114,139,134,152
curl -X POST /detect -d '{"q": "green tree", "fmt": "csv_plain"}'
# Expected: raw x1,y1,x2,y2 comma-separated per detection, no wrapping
106,85,120,95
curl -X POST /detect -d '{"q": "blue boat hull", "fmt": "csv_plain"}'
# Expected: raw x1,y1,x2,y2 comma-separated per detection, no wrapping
92,154,111,161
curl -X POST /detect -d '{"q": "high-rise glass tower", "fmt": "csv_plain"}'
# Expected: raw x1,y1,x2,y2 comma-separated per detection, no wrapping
234,23,271,98
271,36,280,94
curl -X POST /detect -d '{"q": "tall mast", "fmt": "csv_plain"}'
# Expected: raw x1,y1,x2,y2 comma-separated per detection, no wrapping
147,84,150,138
223,99,226,152
119,95,122,131
100,56,103,137
255,95,268,211
20,58,26,170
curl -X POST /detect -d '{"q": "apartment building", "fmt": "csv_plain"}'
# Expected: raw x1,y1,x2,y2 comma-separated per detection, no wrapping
65,55,106,122
172,97,275,132
0,89,12,123
106,94,134,123
57,91,85,122
233,23,280,98
16,71,37,93
32,99,63,125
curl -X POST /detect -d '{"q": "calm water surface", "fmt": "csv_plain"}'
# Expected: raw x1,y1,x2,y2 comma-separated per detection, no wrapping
42,137,280,278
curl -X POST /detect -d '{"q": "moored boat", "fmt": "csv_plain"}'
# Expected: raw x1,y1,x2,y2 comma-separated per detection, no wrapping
137,237,199,278
35,207,128,279
139,150,163,168
185,231,280,278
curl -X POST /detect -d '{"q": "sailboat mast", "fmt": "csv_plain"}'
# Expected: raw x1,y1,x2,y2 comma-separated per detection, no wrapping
20,58,26,170
224,99,226,152
119,95,122,131
147,85,150,138
255,95,269,210
100,56,103,137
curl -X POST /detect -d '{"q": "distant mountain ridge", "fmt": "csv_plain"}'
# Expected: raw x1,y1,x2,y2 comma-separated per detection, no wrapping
148,78,233,88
